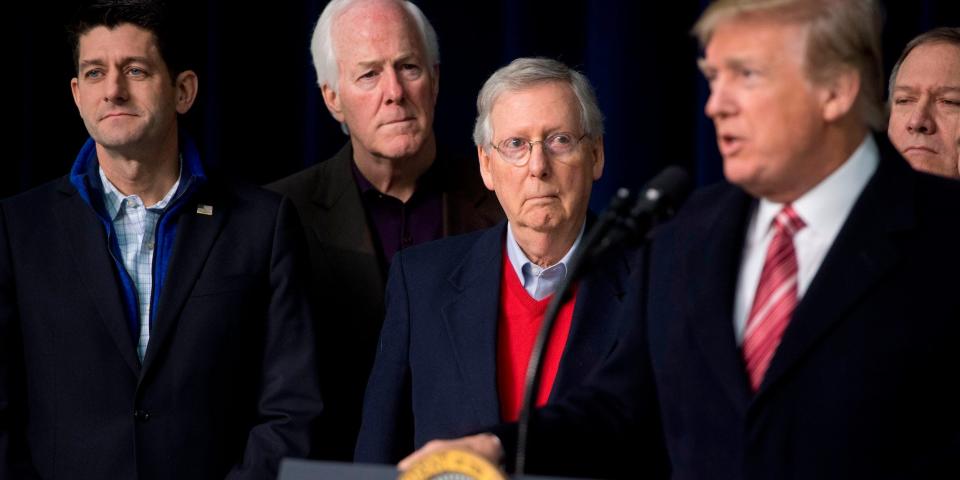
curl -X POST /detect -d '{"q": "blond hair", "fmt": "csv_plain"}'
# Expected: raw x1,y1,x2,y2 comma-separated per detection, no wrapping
693,0,885,130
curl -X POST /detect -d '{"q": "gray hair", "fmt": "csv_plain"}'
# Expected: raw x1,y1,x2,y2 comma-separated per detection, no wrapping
693,0,885,131
310,0,440,93
473,57,604,148
888,27,960,102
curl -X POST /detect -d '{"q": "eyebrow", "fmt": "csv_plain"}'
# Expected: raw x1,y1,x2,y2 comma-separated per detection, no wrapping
78,56,153,69
392,52,419,64
893,85,960,95
354,52,421,70
353,59,381,71
697,57,755,74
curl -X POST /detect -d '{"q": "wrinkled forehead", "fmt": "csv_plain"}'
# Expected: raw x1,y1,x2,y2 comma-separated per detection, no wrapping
489,82,581,132
898,42,960,84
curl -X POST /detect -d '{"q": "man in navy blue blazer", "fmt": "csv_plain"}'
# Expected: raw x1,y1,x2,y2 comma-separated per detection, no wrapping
399,1,960,478
354,58,642,470
0,2,321,479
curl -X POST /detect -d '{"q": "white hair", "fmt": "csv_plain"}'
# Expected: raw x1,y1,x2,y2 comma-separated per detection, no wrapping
473,57,604,148
310,0,440,93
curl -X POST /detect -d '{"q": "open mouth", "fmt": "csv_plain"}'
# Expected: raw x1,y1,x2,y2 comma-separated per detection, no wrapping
718,134,744,156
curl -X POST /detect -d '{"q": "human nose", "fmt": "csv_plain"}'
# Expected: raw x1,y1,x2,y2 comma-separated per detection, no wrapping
104,70,129,104
383,68,405,105
704,77,734,120
906,97,936,135
526,141,550,178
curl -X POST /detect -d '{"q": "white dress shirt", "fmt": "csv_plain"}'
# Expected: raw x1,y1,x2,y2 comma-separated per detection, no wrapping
733,135,879,344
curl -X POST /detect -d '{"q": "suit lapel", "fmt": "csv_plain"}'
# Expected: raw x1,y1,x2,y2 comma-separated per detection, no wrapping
141,185,227,377
686,186,755,412
439,225,505,423
56,182,140,375
310,144,384,289
550,248,630,399
758,155,913,395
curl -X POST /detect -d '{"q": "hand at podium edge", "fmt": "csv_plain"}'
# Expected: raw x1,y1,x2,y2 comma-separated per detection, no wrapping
397,433,504,472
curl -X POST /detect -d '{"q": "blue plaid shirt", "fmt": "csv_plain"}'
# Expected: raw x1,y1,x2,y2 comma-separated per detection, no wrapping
98,166,181,361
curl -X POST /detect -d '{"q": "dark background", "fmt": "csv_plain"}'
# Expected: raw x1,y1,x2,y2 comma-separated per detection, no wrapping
7,1,959,210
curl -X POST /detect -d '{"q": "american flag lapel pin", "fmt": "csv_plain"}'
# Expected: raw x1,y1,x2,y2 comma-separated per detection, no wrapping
196,204,214,216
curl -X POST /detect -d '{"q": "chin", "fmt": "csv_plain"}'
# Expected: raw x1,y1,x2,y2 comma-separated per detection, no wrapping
378,138,426,159
93,131,146,150
914,158,960,178
519,211,564,233
722,160,754,188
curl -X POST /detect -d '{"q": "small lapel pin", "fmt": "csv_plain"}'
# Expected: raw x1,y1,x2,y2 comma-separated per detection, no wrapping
196,204,214,216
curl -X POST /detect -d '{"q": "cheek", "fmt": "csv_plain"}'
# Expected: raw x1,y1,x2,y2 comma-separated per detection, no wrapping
341,92,377,119
887,116,912,148
411,78,436,101
489,172,521,212
570,171,594,202
496,191,525,223
887,116,900,136
76,91,96,111
942,114,960,141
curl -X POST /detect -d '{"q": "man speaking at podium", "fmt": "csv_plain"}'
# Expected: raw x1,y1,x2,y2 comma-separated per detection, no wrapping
400,0,960,478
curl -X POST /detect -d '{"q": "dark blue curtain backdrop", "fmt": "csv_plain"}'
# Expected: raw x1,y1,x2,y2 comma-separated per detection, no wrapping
7,1,959,211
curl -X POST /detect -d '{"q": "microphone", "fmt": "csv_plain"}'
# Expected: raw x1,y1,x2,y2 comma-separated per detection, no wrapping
514,166,691,475
586,166,692,264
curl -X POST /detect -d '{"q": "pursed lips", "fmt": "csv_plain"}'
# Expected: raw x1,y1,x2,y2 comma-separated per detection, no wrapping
524,193,560,203
381,116,415,126
904,145,938,154
100,112,137,121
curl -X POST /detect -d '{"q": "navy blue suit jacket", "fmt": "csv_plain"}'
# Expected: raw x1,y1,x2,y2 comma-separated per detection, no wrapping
354,221,638,464
0,176,322,479
497,148,960,479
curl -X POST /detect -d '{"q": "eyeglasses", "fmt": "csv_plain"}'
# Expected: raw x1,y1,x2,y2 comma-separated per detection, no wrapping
490,132,589,166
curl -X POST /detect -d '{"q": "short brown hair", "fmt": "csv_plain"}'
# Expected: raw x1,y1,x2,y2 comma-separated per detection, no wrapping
693,0,885,131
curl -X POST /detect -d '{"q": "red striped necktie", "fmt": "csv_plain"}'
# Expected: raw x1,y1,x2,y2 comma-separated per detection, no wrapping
743,204,806,392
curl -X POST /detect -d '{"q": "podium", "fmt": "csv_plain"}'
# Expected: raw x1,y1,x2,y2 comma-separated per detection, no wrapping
279,458,590,480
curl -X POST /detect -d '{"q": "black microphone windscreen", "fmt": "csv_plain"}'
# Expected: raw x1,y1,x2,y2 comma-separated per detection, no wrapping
642,166,691,207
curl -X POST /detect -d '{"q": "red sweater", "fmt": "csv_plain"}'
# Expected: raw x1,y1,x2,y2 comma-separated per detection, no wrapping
496,250,579,422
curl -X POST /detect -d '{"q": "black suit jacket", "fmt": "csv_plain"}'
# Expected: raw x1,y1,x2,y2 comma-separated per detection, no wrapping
354,222,637,464
0,176,322,480
500,146,960,479
266,142,503,461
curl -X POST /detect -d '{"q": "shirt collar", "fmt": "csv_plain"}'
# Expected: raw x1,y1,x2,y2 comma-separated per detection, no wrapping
752,133,879,240
350,157,441,198
98,158,183,220
505,221,586,287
